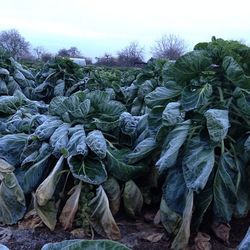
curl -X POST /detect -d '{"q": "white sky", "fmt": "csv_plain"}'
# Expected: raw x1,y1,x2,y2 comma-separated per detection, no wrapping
1,0,250,59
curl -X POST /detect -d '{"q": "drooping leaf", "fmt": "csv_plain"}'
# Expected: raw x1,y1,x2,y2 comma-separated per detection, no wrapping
35,156,64,206
204,109,230,142
34,194,58,231
162,102,185,126
213,153,238,222
0,159,26,225
160,197,182,235
59,182,82,230
86,130,107,159
89,186,121,240
66,125,88,157
156,120,191,173
182,137,215,192
106,146,147,182
119,112,138,136
123,180,143,218
102,177,121,215
126,137,157,164
0,133,28,166
171,190,194,250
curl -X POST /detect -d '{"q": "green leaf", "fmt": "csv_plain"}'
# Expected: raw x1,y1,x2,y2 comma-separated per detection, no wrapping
181,83,213,111
163,167,188,215
41,239,131,250
160,197,182,235
89,186,121,240
50,123,70,157
223,56,250,89
182,137,215,192
204,109,230,142
119,112,138,135
22,154,51,194
0,159,26,224
156,120,191,173
66,125,88,157
213,153,238,222
126,137,157,164
68,156,107,185
106,146,147,182
145,86,181,108
86,130,107,159
0,133,28,166
123,180,143,218
166,50,212,83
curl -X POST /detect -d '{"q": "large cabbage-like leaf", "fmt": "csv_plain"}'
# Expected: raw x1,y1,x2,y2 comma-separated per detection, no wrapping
119,112,138,135
86,130,107,159
106,145,147,181
181,83,213,111
145,86,181,108
0,133,28,166
213,153,238,222
204,109,230,142
41,239,130,250
126,137,157,164
223,56,250,89
166,50,212,83
68,156,107,185
163,167,188,215
156,120,191,173
0,159,26,224
89,186,121,240
182,137,215,192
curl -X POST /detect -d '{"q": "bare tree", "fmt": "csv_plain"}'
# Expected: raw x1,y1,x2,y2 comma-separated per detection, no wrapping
95,53,117,66
151,34,186,60
117,41,144,67
41,52,54,62
0,29,30,59
57,46,82,58
33,46,46,60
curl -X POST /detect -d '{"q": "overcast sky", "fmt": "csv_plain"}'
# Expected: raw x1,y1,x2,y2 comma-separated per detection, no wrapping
1,0,250,59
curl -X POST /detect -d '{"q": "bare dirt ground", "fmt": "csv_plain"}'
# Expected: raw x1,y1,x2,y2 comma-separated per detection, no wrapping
0,211,249,250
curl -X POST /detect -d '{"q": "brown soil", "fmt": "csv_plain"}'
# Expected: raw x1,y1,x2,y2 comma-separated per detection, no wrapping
0,213,249,250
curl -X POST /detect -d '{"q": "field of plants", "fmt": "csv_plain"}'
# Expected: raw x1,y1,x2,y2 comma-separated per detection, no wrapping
1,38,250,250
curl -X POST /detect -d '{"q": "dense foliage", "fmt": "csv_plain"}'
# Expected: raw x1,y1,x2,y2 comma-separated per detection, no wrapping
0,38,250,249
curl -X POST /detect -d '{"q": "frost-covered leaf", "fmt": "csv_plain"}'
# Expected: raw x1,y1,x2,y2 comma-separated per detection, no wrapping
162,102,185,126
86,130,107,159
204,109,229,142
